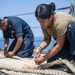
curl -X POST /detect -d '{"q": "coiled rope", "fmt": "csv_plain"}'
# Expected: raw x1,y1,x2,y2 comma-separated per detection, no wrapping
41,58,75,74
60,58,75,74
0,63,69,75
0,55,74,75
0,69,41,75
40,59,62,69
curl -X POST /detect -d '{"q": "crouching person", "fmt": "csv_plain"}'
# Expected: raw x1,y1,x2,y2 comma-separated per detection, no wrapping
0,16,34,58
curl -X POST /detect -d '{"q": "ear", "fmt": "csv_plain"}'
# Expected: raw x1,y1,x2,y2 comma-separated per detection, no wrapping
50,15,53,20
49,15,53,21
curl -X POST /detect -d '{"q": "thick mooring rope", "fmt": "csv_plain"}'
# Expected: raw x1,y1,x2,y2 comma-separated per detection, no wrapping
0,59,70,75
41,58,75,74
60,58,75,74
40,59,62,69
0,69,41,75
0,55,74,75
0,65,69,75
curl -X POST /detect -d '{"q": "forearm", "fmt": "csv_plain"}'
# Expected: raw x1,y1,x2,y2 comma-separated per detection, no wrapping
43,34,66,61
43,44,62,61
4,39,9,50
36,38,50,53
12,38,23,54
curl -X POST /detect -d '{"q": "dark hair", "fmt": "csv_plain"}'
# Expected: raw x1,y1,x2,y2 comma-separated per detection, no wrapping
0,19,3,27
35,2,56,19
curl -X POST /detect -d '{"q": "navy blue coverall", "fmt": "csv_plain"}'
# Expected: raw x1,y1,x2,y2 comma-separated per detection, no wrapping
3,16,34,57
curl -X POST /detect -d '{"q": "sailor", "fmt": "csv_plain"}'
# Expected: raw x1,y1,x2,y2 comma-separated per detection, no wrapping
0,16,34,58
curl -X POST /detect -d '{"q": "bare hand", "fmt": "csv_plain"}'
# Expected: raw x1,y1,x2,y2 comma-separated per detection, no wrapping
4,51,14,57
34,56,45,65
32,49,40,58
4,50,8,57
8,51,14,57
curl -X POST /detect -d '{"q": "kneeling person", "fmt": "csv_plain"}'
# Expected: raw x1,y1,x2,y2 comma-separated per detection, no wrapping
0,16,34,58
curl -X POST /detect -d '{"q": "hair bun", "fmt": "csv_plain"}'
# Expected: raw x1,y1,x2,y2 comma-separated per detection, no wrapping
49,2,56,11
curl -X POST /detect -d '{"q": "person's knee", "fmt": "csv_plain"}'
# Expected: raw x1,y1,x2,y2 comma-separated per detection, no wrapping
17,47,34,58
17,51,33,58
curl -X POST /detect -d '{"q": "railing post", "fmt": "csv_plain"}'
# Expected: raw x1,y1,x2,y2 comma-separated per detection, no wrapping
70,3,75,17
